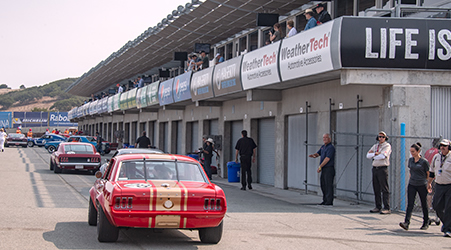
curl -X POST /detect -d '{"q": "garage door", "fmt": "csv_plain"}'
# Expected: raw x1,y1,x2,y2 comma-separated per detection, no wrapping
432,87,451,139
230,121,243,162
176,121,183,154
258,118,275,186
191,121,199,152
162,122,169,153
287,113,319,191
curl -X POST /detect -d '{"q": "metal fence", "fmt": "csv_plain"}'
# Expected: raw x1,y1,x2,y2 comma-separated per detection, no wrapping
306,130,442,214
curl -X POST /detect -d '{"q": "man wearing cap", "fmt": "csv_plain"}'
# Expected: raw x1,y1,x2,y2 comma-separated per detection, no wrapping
202,138,214,180
303,9,317,31
27,129,33,138
314,3,332,25
215,53,224,65
428,139,451,237
367,131,392,214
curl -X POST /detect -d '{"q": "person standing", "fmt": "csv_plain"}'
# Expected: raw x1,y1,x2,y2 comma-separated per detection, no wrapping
196,51,209,70
314,3,332,25
367,131,392,214
27,129,33,138
286,20,297,38
428,139,451,237
303,9,317,31
399,143,430,230
203,138,214,180
95,131,103,154
0,128,7,152
309,133,336,206
135,131,151,148
235,130,257,190
269,23,281,43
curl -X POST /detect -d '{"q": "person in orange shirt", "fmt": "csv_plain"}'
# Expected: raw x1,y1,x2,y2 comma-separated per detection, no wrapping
51,129,56,134
16,128,21,134
64,129,69,135
27,129,33,138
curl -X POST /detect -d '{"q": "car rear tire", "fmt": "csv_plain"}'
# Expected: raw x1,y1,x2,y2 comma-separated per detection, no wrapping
97,205,119,242
53,164,61,173
198,221,223,244
88,197,97,226
27,141,34,147
47,146,56,153
49,160,54,171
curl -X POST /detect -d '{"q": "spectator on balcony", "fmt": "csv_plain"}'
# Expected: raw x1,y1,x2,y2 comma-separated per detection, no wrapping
304,9,317,31
186,54,197,72
315,3,332,25
286,20,297,38
269,23,281,43
196,51,209,70
215,53,224,65
137,76,144,88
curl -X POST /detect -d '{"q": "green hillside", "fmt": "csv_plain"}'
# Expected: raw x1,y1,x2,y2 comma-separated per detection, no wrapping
0,78,84,111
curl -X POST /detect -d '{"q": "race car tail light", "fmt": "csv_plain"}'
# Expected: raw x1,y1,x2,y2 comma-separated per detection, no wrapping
59,157,68,162
91,157,99,163
204,198,223,211
114,196,133,209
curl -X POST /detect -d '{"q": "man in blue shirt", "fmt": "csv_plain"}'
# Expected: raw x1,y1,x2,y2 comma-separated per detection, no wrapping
304,9,317,31
309,133,336,205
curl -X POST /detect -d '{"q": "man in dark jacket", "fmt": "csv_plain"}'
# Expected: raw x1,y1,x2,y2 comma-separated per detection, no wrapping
235,130,257,190
135,131,151,148
315,3,332,25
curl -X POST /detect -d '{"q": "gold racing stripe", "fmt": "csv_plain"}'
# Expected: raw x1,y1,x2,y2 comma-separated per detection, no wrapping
178,181,188,211
153,180,182,211
183,217,187,228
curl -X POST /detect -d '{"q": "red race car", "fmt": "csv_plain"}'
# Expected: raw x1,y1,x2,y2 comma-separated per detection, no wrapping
50,142,101,174
88,153,227,243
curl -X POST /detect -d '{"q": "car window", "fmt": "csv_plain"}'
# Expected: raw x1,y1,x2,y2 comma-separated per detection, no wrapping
105,159,115,180
64,144,94,154
86,136,96,142
177,162,207,182
43,135,50,139
9,134,24,138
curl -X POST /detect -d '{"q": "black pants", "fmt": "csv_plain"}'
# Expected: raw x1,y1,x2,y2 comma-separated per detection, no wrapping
372,166,390,210
405,184,429,224
204,157,212,180
433,183,451,233
320,166,335,205
240,156,252,188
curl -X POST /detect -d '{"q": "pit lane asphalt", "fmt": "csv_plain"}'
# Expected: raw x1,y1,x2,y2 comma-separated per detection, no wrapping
0,146,449,249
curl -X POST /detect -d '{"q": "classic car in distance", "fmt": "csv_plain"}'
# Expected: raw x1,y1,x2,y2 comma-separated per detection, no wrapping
50,142,101,174
29,134,67,147
45,136,110,154
5,133,28,148
99,147,164,174
89,153,227,243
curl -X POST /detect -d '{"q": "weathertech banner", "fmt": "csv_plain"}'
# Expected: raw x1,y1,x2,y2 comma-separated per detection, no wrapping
341,17,451,69
280,21,334,81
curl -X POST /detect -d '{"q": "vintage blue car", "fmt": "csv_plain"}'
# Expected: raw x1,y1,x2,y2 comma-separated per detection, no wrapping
45,136,110,154
29,134,67,147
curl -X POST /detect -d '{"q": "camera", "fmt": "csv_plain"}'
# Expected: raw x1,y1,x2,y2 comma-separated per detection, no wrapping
270,28,275,34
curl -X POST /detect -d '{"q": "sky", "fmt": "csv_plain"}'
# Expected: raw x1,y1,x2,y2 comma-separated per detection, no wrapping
0,0,190,89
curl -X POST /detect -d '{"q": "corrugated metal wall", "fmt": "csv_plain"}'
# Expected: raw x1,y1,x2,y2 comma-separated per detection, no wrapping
431,87,451,139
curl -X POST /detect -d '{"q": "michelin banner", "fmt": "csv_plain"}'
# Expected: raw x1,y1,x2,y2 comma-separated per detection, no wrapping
13,112,48,128
49,112,78,127
0,112,12,129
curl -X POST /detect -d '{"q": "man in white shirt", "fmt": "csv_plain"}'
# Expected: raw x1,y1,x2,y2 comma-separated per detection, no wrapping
367,131,392,214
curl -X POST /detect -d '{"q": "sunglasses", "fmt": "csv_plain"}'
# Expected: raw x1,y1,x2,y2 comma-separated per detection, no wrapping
378,136,385,138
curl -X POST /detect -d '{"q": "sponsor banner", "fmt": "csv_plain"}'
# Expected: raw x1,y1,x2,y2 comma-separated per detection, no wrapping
127,88,138,109
90,100,98,115
83,103,89,116
120,91,129,110
212,55,243,97
158,79,175,106
101,98,108,114
147,81,160,106
280,21,334,81
49,112,78,127
173,71,192,103
0,112,12,129
113,93,121,111
341,17,451,69
12,112,48,128
241,41,281,90
191,67,214,101
136,87,144,109
107,96,113,113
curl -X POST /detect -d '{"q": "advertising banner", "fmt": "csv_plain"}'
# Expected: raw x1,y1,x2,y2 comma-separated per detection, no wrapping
12,112,48,128
340,17,451,69
241,40,281,90
91,100,99,115
0,112,12,129
113,93,121,111
127,88,138,109
49,112,78,127
147,81,160,106
119,91,128,110
101,98,108,114
212,55,243,97
191,66,214,101
158,79,175,106
280,21,334,81
107,96,113,113
136,87,144,109
173,71,192,103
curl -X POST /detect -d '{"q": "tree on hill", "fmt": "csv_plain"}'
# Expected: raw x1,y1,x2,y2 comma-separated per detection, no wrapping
0,84,9,89
50,97,84,111
0,95,14,109
20,84,26,89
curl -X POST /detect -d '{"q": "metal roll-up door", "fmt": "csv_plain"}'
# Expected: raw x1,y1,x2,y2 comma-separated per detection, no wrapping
163,122,169,153
287,113,319,190
209,119,219,170
258,118,275,186
335,107,379,201
432,87,451,139
152,122,157,146
230,121,243,161
176,121,183,154
191,121,199,152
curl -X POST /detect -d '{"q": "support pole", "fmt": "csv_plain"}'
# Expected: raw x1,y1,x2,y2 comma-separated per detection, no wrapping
304,101,311,194
356,95,363,201
400,123,406,211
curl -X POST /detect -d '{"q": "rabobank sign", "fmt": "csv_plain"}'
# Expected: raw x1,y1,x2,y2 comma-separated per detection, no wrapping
49,112,77,127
